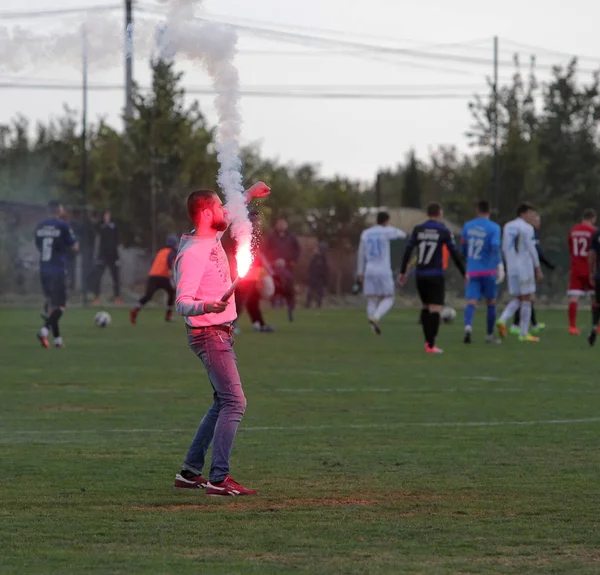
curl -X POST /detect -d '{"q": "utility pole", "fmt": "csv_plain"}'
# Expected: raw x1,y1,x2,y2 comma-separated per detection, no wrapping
374,172,382,208
125,0,133,121
492,35,500,218
81,24,89,306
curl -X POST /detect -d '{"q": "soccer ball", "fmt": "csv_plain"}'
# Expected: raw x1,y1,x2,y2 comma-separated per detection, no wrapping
94,311,112,328
441,306,457,324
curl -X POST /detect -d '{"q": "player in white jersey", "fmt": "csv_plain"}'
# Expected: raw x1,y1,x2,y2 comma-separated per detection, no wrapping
496,203,543,342
356,211,406,334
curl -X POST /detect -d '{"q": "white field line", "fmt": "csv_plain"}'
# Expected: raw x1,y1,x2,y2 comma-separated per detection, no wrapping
1,417,600,442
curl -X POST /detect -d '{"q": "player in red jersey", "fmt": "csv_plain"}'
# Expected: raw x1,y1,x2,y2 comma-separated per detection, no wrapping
568,208,597,335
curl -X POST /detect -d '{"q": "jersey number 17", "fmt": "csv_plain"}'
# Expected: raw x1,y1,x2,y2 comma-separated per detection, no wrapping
418,241,437,265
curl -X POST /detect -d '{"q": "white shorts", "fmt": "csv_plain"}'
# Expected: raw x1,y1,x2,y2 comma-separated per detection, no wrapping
508,274,536,297
363,273,395,297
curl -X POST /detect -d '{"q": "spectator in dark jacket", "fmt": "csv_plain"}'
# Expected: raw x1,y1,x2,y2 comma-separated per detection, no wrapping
263,217,301,321
92,209,122,304
306,241,329,308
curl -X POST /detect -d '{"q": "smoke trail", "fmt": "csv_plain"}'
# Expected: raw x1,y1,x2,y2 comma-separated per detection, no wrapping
0,16,156,72
158,1,252,259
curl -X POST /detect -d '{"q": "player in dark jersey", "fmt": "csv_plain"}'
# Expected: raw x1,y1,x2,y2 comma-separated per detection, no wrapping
587,227,600,346
34,201,78,348
398,202,465,354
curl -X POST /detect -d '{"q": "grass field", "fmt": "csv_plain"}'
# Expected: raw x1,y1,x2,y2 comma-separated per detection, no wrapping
1,306,600,574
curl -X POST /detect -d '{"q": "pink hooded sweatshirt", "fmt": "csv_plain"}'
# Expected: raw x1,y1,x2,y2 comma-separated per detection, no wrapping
174,233,237,327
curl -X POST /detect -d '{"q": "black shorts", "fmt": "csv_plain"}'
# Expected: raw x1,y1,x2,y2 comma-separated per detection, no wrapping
416,275,445,306
41,270,67,308
146,276,174,295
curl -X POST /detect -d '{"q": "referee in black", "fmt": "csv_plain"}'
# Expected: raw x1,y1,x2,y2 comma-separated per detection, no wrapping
398,202,465,354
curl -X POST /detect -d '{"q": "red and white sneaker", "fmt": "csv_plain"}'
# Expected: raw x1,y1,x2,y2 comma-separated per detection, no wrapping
130,309,138,325
206,475,258,497
425,343,444,354
174,473,208,490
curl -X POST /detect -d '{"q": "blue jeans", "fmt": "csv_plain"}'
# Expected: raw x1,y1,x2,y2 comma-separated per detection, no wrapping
183,329,247,482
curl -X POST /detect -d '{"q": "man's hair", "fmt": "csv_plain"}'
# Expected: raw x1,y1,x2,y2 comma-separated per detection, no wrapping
187,189,217,222
583,208,597,221
48,200,61,215
376,211,390,225
477,200,491,214
427,202,442,218
517,202,535,216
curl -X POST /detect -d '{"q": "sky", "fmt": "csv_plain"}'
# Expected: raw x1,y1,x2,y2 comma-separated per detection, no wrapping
1,0,600,183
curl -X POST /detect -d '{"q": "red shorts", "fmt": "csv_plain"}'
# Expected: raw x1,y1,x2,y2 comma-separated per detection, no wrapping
568,272,593,296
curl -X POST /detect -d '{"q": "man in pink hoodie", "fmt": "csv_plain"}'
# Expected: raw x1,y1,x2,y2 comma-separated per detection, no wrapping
173,182,270,497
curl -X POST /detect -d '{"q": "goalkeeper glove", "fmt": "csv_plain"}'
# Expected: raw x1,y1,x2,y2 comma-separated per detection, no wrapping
352,277,363,295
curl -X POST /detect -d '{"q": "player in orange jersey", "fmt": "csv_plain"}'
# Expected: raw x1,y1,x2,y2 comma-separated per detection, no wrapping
567,209,597,335
130,235,178,324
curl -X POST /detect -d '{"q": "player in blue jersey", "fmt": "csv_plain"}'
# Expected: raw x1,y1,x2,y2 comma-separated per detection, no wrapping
460,200,504,344
34,201,78,348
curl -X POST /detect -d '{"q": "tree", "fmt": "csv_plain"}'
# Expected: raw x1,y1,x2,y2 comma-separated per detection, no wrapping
122,59,218,248
402,149,422,209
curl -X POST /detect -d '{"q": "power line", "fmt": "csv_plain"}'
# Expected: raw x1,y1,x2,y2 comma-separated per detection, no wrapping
137,6,600,74
139,1,494,53
0,81,479,100
502,38,600,63
0,4,121,19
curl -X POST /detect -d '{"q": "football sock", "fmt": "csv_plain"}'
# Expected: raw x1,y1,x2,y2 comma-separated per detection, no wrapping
39,326,49,338
464,303,475,330
428,311,441,347
367,298,378,319
531,304,537,327
486,305,496,335
500,299,520,324
48,309,63,339
421,309,431,343
374,297,394,321
568,301,577,328
520,301,532,337
592,305,600,327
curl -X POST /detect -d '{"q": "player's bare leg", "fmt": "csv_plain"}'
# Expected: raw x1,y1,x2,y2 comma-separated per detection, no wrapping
568,294,580,335
425,304,443,354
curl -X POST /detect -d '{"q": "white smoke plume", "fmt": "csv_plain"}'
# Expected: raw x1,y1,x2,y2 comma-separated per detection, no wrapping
157,1,252,255
0,17,156,73
1,0,252,259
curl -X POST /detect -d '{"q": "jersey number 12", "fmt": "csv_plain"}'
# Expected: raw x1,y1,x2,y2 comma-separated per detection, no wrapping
467,237,484,260
572,237,588,257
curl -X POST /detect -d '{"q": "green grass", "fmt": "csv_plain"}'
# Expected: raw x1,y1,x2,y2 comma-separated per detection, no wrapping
1,306,600,574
